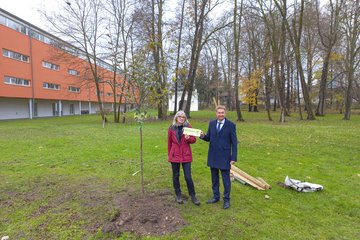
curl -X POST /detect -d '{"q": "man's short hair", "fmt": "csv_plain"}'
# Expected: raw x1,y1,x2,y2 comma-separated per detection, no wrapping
216,105,226,111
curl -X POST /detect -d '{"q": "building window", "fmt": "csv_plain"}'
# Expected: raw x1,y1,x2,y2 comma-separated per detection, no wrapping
4,76,30,86
5,18,27,34
43,82,60,90
68,86,80,93
29,29,53,44
42,61,60,71
52,102,59,116
70,104,74,114
43,36,52,44
29,30,44,42
2,49,29,62
0,15,6,25
107,92,112,97
33,103,38,117
68,69,79,76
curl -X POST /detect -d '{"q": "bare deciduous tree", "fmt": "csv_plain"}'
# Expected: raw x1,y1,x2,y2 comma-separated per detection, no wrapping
274,0,316,120
45,0,110,122
342,0,360,120
315,0,344,116
233,0,245,121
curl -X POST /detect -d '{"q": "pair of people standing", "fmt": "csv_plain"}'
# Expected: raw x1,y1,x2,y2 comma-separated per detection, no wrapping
167,106,238,209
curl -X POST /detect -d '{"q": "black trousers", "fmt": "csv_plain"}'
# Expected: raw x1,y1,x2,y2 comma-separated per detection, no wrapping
210,167,231,202
171,162,196,197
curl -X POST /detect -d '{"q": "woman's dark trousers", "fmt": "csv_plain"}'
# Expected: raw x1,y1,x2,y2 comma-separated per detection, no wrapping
171,162,195,197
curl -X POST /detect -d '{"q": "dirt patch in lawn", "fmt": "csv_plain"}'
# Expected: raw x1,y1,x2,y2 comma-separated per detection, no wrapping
102,191,187,237
2,177,186,238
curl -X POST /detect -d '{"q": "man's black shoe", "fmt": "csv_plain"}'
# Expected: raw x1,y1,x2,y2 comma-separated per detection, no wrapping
206,198,220,204
223,201,230,209
191,196,200,206
176,195,184,204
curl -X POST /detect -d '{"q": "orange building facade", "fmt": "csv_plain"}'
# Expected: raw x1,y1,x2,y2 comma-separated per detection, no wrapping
0,8,130,120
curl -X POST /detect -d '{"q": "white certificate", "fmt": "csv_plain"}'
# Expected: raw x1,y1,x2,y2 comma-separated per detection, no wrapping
183,127,202,137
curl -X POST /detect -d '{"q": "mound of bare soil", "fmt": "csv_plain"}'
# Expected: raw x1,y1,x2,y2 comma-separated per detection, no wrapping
103,192,187,237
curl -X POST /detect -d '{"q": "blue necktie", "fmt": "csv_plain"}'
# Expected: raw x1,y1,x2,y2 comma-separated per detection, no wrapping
217,122,222,132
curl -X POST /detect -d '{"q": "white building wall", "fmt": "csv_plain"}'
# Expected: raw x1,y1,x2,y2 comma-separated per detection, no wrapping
79,101,103,114
80,101,90,114
0,98,119,120
35,100,54,117
62,101,80,116
103,103,113,113
62,102,70,116
0,98,30,120
168,90,199,112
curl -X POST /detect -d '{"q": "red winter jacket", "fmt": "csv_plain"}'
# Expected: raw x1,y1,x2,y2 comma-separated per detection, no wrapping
168,123,196,163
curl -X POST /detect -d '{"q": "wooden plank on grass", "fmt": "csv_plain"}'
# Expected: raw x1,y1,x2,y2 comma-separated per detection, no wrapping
230,170,247,185
257,177,271,189
231,169,265,190
231,165,268,190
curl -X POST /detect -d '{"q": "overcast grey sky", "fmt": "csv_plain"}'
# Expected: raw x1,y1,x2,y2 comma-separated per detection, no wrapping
0,0,59,29
1,0,328,31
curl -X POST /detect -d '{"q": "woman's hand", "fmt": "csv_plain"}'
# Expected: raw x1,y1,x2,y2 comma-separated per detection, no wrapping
184,134,190,140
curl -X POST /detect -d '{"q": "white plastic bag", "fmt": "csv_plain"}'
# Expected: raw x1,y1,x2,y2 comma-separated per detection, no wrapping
284,176,324,192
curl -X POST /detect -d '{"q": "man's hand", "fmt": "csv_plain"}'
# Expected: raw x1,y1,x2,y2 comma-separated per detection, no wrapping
230,160,236,165
200,131,204,138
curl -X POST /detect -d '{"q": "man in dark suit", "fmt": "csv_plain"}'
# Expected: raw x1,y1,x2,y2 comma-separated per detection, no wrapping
200,106,238,209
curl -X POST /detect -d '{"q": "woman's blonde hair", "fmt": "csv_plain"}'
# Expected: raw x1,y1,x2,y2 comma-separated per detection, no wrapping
172,110,189,126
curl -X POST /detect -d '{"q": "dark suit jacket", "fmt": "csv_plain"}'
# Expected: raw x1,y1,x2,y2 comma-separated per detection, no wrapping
201,118,238,170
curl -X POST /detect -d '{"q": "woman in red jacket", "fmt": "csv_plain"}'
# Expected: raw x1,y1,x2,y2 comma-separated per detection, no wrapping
168,110,200,205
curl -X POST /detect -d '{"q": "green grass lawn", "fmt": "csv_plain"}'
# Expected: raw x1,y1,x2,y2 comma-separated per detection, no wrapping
1,110,359,239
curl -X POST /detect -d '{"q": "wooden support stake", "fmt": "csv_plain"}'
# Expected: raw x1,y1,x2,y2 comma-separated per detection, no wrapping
213,97,218,108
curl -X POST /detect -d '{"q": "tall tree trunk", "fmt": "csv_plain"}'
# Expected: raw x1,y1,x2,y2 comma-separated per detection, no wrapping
275,0,315,120
258,0,284,121
316,51,331,116
183,0,207,117
278,0,287,121
273,53,284,120
286,53,291,114
173,0,186,114
234,0,244,121
343,0,360,120
264,39,273,121
296,66,303,120
343,67,354,120
151,0,166,120
315,0,344,116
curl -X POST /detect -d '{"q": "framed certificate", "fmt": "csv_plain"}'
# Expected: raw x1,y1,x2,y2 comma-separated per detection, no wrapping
183,127,202,137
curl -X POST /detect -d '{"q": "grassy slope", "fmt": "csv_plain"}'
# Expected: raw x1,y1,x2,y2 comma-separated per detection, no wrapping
0,111,359,239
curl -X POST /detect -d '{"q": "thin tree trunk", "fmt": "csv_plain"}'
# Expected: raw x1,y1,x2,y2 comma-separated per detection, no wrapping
343,0,360,120
265,41,273,121
234,0,244,121
296,67,303,120
173,0,186,114
184,0,207,117
315,0,344,116
274,0,315,120
140,125,144,195
316,51,331,116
